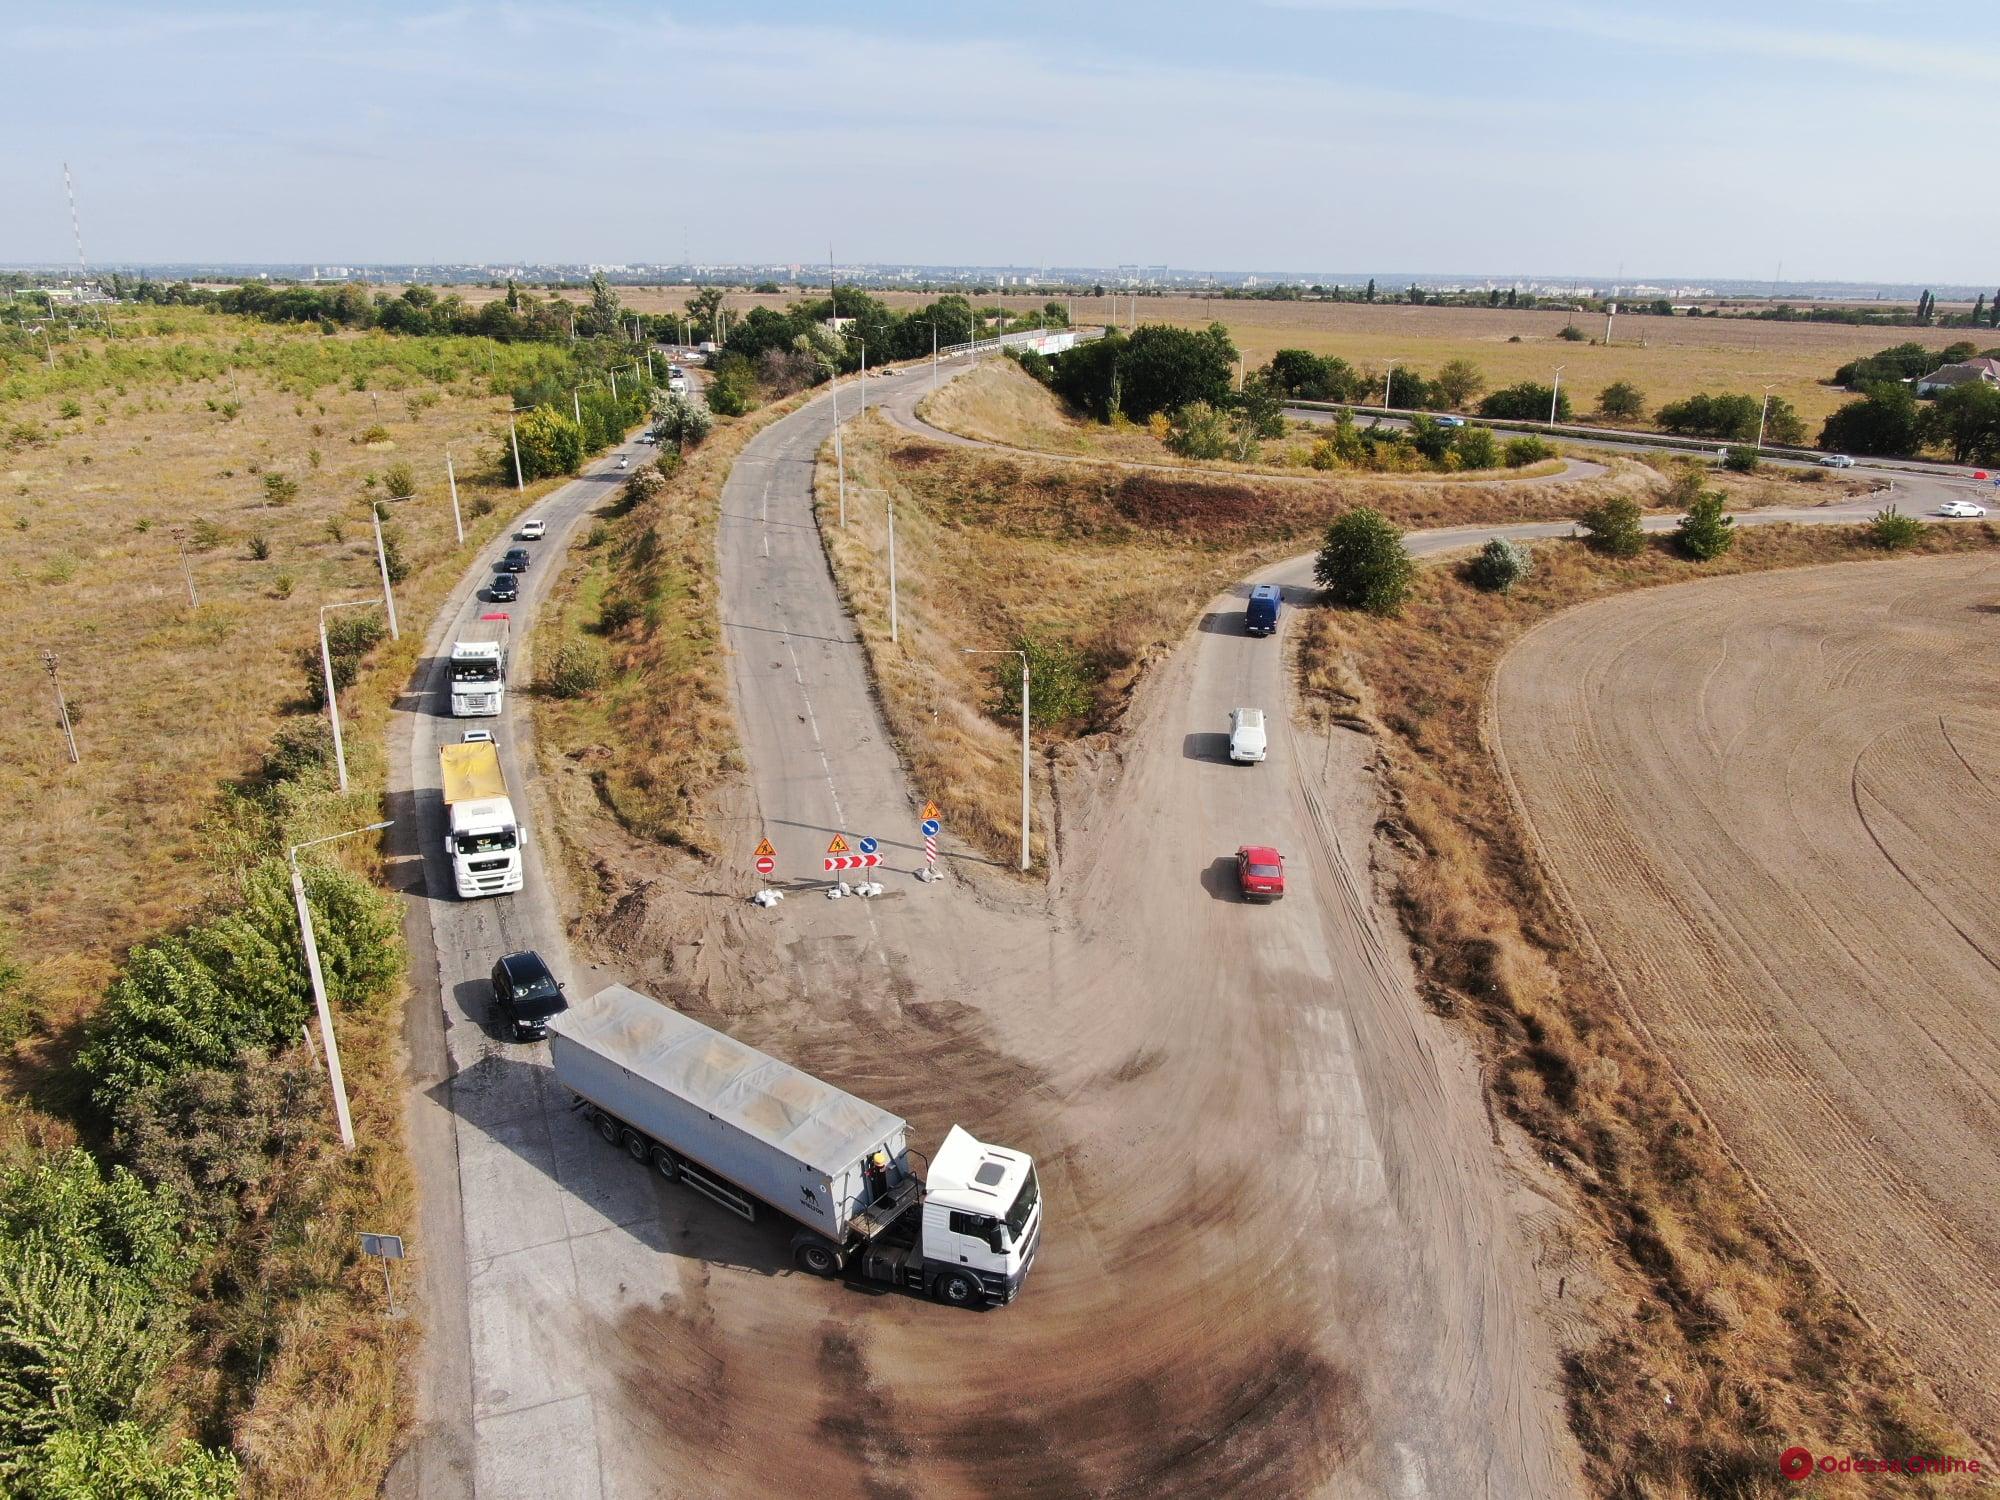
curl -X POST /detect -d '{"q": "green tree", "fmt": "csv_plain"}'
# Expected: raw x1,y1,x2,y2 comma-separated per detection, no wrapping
1453,425,1499,469
1503,435,1556,467
1166,402,1230,460
1434,358,1485,409
1480,382,1570,422
1465,537,1533,593
991,635,1095,729
1722,446,1760,472
1597,381,1645,420
1314,507,1413,615
1676,489,1735,560
648,390,713,450
1234,373,1287,442
1406,414,1456,465
1364,278,1376,302
22,1421,238,1499
507,405,582,480
1919,379,2000,463
1114,322,1237,420
1820,383,1922,456
576,273,623,337
1868,505,1924,550
684,286,726,341
1579,496,1646,556
297,610,387,708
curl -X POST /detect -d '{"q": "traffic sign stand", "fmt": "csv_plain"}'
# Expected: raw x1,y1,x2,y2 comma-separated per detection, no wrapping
918,804,942,883
752,836,777,881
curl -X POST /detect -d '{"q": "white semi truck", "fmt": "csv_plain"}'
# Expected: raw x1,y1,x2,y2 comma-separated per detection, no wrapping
548,984,1042,1307
438,740,524,897
448,612,511,717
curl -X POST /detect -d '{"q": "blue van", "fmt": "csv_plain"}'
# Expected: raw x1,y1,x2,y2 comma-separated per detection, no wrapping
1245,584,1281,636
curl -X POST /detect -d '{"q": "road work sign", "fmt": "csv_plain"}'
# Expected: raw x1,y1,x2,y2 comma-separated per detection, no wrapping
921,800,940,820
826,834,850,855
825,853,882,872
754,837,776,857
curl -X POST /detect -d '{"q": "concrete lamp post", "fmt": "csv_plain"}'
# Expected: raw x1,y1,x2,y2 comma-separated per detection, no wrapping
1757,384,1776,450
1549,366,1566,426
289,819,393,1150
964,648,1030,871
318,599,378,793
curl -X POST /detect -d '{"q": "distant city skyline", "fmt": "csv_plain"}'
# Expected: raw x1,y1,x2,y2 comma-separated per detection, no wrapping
5,2,1997,283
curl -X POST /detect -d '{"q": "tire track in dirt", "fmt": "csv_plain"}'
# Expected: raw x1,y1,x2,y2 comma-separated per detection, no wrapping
1491,553,2000,1443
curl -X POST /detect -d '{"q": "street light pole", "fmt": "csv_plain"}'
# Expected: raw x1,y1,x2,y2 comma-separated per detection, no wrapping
318,599,375,794
42,650,79,764
170,525,198,608
1383,360,1396,410
368,504,400,640
887,493,899,646
509,415,524,491
830,352,846,528
289,820,392,1151
964,648,1030,871
1550,365,1566,426
1757,384,1775,449
444,448,463,546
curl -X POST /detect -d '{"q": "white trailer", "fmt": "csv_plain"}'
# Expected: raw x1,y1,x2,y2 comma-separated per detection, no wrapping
548,984,1042,1307
449,612,510,717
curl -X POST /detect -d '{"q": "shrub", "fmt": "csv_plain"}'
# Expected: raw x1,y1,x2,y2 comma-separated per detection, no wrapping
1454,425,1499,470
648,390,714,450
1434,358,1485,409
1556,324,1586,342
468,496,495,518
1868,505,1924,550
1465,537,1533,593
1676,489,1736,560
1597,381,1645,420
1165,401,1231,460
1722,445,1760,472
358,423,391,444
22,1421,238,1498
57,399,84,420
382,461,416,499
307,446,323,470
1011,347,1054,385
262,472,298,505
246,533,271,561
505,406,581,480
271,571,295,599
596,595,641,635
991,636,1095,729
1503,436,1556,468
1663,461,1706,510
189,518,224,550
298,610,387,707
1314,507,1413,615
1481,382,1570,423
1579,496,1646,556
540,638,606,697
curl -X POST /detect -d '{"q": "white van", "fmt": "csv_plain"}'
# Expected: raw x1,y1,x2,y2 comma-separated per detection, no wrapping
1228,708,1267,763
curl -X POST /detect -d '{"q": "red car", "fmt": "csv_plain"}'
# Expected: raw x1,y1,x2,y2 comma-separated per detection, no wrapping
1235,845,1285,901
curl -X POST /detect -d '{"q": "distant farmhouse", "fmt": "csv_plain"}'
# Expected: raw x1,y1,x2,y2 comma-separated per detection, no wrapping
1915,357,2000,396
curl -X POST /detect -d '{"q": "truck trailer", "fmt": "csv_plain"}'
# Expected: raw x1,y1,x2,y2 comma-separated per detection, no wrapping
547,984,1042,1307
449,612,511,717
438,740,524,897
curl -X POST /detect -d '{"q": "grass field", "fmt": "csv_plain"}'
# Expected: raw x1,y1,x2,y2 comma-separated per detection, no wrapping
1296,522,1999,1495
0,307,582,1492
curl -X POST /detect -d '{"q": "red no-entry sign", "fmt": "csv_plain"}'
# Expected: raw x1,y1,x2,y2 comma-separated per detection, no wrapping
755,855,775,876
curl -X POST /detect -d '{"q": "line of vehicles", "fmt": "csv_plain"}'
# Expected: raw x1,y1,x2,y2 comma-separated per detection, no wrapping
434,468,1043,1308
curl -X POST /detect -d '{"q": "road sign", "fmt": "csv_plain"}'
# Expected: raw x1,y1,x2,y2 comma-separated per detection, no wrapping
359,1233,405,1260
920,818,940,838
921,800,940,820
824,853,882,872
826,833,850,855
753,837,776,858
858,836,878,855
755,855,776,877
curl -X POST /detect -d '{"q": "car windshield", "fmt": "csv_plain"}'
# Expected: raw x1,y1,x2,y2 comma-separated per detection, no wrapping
1004,1164,1039,1240
454,829,517,854
1247,862,1283,877
491,577,513,589
511,980,564,1017
452,662,500,682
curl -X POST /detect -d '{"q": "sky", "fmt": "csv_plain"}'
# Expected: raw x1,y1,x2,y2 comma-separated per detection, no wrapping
5,1,1997,283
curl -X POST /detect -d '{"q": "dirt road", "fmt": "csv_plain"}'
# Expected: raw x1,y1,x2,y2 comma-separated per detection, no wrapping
1490,553,2000,1443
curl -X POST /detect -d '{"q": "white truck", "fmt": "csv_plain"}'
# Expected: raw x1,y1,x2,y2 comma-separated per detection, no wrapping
438,740,524,898
548,984,1042,1308
448,612,510,717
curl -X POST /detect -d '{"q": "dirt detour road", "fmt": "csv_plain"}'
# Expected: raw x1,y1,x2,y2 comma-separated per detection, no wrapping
1492,552,2000,1441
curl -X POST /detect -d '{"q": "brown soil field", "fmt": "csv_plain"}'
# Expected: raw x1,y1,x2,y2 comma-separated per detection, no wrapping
1491,552,2000,1449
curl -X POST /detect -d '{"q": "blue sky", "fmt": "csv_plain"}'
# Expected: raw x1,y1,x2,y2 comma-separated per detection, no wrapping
5,2,1996,282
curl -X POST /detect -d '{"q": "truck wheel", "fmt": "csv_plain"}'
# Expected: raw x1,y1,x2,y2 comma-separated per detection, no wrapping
650,1146,679,1181
622,1129,649,1163
594,1111,620,1146
935,1271,978,1307
793,1239,845,1277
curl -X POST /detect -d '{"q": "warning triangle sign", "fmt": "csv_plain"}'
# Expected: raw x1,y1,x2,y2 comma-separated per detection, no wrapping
826,834,850,855
920,800,940,820
753,837,776,858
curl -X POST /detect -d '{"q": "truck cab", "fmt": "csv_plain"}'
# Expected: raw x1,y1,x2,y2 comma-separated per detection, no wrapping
449,612,510,717
916,1127,1041,1305
448,798,524,897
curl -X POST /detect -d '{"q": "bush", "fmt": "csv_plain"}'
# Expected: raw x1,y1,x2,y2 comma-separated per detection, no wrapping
1556,324,1586,342
1314,507,1413,615
991,636,1095,730
1868,505,1924,550
1481,382,1570,423
1722,445,1760,472
596,595,641,634
189,519,224,551
379,527,410,584
1675,489,1736,560
246,533,270,561
382,461,416,499
506,405,581,480
648,390,713,450
261,472,298,505
540,637,606,697
1009,347,1054,385
1503,436,1557,468
1579,496,1646,556
1454,426,1499,470
1465,537,1533,593
358,423,391,444
1434,358,1485,409
297,609,386,708
1597,381,1645,421
21,1421,239,1498
1165,401,1231,460
271,571,295,600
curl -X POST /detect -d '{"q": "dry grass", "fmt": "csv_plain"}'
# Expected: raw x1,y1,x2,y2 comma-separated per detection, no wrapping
816,407,1656,869
1295,521,2000,1496
0,308,580,1493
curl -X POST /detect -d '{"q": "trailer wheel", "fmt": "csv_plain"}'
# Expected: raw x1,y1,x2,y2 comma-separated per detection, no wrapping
650,1146,679,1181
792,1238,844,1277
594,1111,620,1146
622,1129,649,1163
935,1271,978,1307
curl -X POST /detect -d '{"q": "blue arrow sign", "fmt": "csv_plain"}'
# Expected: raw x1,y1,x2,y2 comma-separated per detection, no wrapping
858,836,879,855
920,819,940,837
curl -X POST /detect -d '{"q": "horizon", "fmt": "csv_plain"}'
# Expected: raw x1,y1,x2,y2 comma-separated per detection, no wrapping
5,2,1998,284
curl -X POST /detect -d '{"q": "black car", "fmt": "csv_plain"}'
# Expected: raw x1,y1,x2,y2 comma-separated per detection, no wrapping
492,950,567,1040
487,573,518,602
500,548,531,572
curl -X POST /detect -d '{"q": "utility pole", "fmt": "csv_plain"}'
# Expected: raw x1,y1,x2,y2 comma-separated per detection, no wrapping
646,348,654,379
964,648,1030,871
369,504,401,639
289,821,392,1151
170,525,198,607
42,650,79,764
509,415,524,491
932,322,938,389
1550,366,1566,425
1383,360,1396,410
318,599,375,793
444,448,463,546
1756,384,1775,449
887,493,899,645
830,349,846,528
610,368,619,400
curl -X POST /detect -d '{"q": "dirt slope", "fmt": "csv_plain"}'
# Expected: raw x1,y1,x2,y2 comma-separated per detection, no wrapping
1490,553,2000,1443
